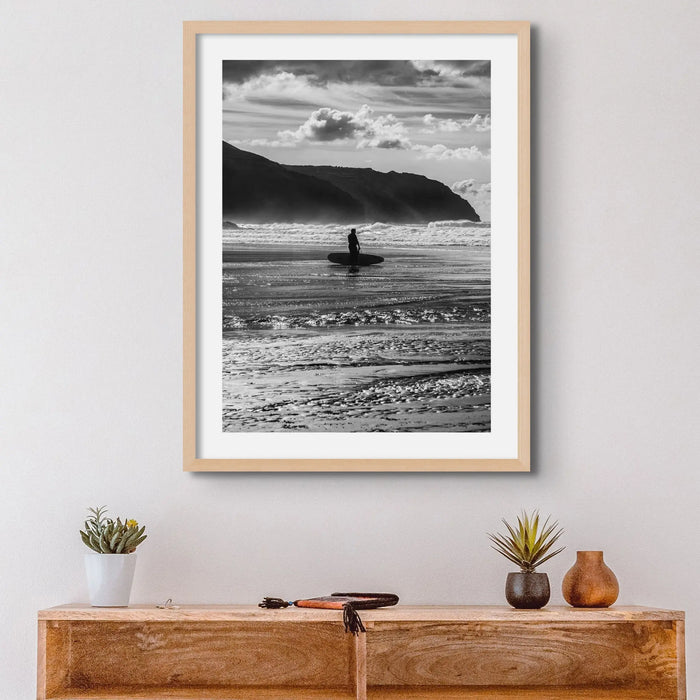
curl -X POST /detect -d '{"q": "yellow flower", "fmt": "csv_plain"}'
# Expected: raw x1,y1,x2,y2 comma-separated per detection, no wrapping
126,519,138,528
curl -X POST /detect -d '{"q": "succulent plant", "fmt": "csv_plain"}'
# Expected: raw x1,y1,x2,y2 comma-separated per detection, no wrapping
488,510,564,574
80,506,147,554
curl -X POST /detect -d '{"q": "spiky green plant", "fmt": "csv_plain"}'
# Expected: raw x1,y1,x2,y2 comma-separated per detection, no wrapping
488,510,564,573
80,506,147,554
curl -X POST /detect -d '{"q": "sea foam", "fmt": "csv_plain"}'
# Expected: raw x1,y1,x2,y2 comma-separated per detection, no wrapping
224,221,490,248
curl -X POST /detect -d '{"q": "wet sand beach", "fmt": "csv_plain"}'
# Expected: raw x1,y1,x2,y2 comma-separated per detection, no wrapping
222,225,491,432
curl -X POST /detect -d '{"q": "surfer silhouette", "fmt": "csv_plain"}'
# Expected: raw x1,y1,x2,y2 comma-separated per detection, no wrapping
348,228,361,266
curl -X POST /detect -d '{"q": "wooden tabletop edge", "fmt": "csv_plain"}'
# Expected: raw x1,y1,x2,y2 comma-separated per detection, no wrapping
37,604,685,621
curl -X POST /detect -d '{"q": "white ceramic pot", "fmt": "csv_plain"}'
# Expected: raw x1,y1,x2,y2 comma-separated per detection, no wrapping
84,552,137,607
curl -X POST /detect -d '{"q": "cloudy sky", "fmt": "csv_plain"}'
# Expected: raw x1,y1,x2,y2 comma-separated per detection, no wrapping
222,60,491,219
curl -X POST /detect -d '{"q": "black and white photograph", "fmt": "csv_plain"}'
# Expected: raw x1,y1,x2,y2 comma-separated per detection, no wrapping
221,59,492,433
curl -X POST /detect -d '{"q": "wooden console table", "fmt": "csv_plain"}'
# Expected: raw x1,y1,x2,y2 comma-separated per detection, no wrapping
37,605,685,699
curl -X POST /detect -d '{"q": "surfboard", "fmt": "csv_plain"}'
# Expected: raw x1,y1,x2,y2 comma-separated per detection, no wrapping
327,252,384,266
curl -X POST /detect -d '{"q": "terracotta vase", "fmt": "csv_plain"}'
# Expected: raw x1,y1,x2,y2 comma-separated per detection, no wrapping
562,551,619,608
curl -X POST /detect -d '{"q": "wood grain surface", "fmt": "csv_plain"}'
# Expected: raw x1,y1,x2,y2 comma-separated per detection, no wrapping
38,620,70,699
37,605,685,700
367,688,674,699
351,632,367,700
65,621,353,689
41,685,678,700
38,604,685,623
46,689,356,699
366,621,679,689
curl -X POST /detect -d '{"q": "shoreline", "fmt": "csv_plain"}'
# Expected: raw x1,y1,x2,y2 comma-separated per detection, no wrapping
223,244,433,264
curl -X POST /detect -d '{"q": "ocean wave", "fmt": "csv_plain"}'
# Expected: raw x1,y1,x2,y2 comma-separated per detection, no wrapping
223,305,490,330
223,221,491,248
428,219,490,228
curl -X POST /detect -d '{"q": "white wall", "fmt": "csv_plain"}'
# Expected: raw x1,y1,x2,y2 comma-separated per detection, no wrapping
2,0,698,695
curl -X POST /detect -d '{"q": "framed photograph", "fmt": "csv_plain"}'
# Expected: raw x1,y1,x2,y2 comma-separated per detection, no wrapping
183,21,530,471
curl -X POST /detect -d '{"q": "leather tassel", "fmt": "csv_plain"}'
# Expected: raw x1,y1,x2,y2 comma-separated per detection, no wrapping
343,604,366,635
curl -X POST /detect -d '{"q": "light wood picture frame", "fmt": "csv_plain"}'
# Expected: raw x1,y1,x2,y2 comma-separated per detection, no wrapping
184,21,530,472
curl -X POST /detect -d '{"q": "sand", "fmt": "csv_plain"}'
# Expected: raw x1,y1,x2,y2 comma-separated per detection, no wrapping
222,241,490,432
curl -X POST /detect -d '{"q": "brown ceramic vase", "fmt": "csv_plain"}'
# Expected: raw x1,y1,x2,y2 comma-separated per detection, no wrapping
562,550,619,608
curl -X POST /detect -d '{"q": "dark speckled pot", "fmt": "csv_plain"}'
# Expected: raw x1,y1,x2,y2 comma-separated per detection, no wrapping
505,572,551,609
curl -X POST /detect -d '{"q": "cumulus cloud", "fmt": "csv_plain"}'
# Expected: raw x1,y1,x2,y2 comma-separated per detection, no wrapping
414,144,490,161
276,104,411,150
223,71,319,104
422,113,491,133
288,107,360,142
356,110,411,149
242,104,490,158
452,179,491,220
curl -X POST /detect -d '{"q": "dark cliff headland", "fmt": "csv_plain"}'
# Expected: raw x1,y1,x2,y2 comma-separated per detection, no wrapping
222,141,479,224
